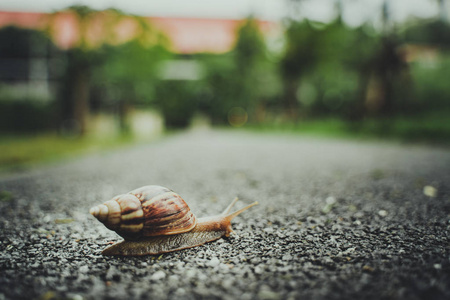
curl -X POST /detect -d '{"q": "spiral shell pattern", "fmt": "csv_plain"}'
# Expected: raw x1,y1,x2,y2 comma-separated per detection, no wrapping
89,185,197,239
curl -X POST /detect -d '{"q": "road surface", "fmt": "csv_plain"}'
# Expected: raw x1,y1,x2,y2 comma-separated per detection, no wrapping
0,130,449,299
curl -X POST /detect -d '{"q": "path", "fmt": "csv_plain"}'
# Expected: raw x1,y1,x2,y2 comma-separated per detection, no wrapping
1,130,449,299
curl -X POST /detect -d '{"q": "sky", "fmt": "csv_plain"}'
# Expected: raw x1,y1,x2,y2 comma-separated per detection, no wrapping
0,0,446,26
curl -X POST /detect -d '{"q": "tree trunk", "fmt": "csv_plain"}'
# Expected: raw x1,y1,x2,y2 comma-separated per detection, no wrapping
72,66,90,135
283,77,300,122
118,98,131,135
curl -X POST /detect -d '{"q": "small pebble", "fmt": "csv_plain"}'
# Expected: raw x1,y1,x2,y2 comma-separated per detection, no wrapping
258,287,281,300
263,227,274,234
363,265,374,272
378,210,388,217
208,257,220,267
326,196,337,205
78,265,89,273
150,270,166,281
254,265,263,274
423,186,437,197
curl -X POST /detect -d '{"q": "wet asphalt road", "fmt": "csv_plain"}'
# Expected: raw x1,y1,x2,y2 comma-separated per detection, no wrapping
0,130,449,300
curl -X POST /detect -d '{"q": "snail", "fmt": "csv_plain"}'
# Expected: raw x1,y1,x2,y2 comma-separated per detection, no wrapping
89,185,258,256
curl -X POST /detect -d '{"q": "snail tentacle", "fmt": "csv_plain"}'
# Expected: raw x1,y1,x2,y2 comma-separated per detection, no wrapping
222,197,239,215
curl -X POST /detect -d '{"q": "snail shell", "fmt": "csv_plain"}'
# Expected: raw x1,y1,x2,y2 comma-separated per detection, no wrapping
89,185,196,239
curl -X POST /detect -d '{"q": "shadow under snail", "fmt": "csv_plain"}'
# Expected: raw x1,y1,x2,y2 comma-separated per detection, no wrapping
89,185,258,256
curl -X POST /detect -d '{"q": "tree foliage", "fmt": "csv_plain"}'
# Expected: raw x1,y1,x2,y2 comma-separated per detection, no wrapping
46,5,170,135
1,6,449,134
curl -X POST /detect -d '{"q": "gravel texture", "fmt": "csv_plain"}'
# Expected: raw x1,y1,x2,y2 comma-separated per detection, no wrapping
0,130,449,300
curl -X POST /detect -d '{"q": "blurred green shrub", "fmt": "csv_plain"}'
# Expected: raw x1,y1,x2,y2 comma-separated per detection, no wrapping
155,80,201,128
92,40,171,132
197,18,281,125
197,53,236,124
410,55,450,113
402,20,450,47
0,26,60,133
0,98,56,132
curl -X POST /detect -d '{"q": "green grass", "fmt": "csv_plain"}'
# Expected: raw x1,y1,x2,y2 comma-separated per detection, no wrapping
245,113,450,145
252,118,352,138
0,133,144,174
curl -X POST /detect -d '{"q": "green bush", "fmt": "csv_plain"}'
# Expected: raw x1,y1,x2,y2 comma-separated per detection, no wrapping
0,99,56,133
410,55,450,113
155,81,201,128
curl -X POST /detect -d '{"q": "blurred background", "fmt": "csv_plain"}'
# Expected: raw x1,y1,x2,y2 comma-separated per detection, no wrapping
0,0,449,171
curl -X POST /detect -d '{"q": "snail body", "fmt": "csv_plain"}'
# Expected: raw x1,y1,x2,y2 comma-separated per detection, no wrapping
89,185,258,256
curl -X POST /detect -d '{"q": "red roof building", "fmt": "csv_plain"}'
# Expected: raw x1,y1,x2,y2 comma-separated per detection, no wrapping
0,10,279,53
